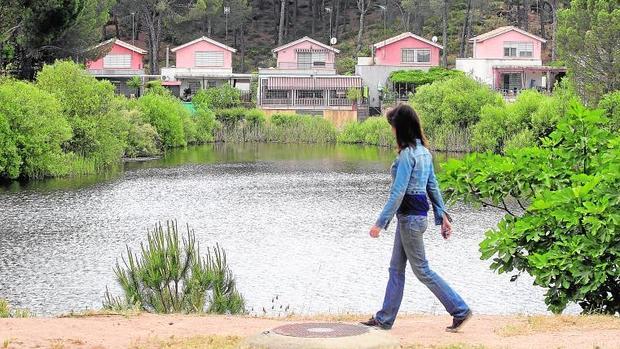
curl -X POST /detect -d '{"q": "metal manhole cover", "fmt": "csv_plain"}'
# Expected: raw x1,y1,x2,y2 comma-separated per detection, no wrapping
271,323,370,338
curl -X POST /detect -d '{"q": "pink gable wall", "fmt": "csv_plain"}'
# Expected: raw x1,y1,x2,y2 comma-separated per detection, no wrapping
275,40,336,66
473,30,542,59
86,43,144,70
175,41,233,68
374,36,440,66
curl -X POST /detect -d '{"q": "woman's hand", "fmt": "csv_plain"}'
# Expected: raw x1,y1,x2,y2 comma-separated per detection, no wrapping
441,215,452,240
369,225,381,238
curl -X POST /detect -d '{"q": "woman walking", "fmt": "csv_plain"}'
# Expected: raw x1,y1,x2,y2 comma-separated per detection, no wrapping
361,104,472,332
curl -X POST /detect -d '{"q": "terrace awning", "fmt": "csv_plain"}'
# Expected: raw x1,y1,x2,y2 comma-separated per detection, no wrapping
267,76,363,90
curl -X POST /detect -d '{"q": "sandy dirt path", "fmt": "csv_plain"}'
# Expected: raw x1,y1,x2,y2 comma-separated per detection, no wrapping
1,314,619,349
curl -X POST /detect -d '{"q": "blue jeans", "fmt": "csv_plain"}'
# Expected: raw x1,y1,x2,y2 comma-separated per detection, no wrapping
375,214,470,328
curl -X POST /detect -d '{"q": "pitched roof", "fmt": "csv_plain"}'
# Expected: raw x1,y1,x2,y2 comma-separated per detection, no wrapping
92,38,147,54
171,36,237,53
469,26,546,43
373,32,443,49
272,36,340,53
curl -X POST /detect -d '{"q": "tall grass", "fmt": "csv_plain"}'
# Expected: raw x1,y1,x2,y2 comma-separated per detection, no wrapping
213,111,338,144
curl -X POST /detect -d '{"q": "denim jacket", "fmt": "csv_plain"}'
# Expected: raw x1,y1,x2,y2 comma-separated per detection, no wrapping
375,139,450,229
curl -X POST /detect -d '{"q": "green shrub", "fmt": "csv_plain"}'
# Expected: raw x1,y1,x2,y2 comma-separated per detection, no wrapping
193,84,241,110
103,221,245,314
336,56,356,75
138,92,189,148
441,102,620,315
0,80,72,179
337,116,394,147
471,86,579,153
122,108,161,157
36,60,126,171
193,109,217,143
389,67,463,86
412,75,503,151
598,91,620,132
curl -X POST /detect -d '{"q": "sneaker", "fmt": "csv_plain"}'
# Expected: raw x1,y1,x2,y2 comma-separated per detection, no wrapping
360,317,392,330
446,310,473,333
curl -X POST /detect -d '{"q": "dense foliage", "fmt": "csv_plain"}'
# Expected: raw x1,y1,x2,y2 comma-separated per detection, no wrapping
598,91,620,132
103,221,245,314
338,117,394,147
0,61,220,180
470,85,579,153
36,61,128,172
389,67,463,86
0,79,72,179
192,84,242,110
556,0,620,103
441,103,620,314
412,75,503,151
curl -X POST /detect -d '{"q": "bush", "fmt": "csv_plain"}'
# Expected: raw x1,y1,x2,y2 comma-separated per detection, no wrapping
412,75,503,151
193,109,217,143
389,67,463,86
0,80,72,179
36,60,126,171
336,56,356,75
471,86,579,153
337,116,394,147
598,91,620,132
193,84,241,110
441,102,620,314
103,221,245,314
122,108,161,157
138,92,189,148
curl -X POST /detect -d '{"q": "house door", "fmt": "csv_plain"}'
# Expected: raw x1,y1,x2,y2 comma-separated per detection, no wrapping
502,73,522,93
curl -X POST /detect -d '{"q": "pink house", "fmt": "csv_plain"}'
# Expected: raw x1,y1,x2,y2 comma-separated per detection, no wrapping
355,32,443,108
373,32,442,67
456,26,566,95
161,36,250,98
86,38,147,96
257,37,364,125
272,36,339,71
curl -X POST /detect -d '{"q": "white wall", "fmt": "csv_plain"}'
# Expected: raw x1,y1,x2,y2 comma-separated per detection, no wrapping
355,64,431,108
455,58,542,88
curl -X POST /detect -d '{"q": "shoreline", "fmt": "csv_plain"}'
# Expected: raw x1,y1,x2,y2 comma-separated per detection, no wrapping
1,313,619,349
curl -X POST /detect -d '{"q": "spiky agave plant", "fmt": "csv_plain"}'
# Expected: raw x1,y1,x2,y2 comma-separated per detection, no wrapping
103,221,245,314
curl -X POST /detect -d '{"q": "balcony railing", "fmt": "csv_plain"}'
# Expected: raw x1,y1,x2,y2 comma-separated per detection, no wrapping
275,62,336,70
261,96,356,107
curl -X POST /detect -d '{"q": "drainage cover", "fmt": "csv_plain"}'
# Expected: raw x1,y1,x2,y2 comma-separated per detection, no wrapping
271,323,370,338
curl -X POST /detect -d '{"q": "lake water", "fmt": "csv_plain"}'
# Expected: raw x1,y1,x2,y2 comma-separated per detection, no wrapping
0,143,575,316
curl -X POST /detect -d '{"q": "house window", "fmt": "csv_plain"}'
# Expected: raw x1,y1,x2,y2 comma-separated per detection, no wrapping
504,42,533,58
401,49,431,64
187,80,201,93
297,50,327,69
265,90,289,99
297,90,324,99
103,54,131,68
207,80,218,88
195,51,224,67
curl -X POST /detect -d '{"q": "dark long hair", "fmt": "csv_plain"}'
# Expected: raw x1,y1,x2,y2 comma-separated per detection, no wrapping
386,104,428,151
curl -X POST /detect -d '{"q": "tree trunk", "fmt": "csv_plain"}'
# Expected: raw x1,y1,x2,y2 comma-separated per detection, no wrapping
278,0,286,46
538,0,546,38
334,0,341,38
441,0,449,66
522,0,530,30
356,0,367,53
240,24,246,72
207,16,212,36
459,0,472,57
550,0,557,61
